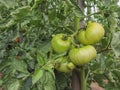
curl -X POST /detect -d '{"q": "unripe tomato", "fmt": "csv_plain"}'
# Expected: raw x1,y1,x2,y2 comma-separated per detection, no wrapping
55,57,75,73
77,22,105,44
69,45,97,66
67,62,75,70
51,34,71,53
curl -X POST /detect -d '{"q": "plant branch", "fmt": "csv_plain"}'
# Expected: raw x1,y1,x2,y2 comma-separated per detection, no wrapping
84,12,101,18
79,66,86,90
75,16,80,32
85,69,91,80
77,0,85,15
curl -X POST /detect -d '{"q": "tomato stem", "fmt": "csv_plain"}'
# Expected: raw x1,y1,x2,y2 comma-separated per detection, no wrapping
75,16,80,32
79,66,86,90
49,47,53,59
70,16,80,48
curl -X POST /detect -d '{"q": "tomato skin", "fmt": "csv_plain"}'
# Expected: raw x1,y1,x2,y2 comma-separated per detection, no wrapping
77,22,105,45
51,34,71,53
69,45,97,66
55,57,75,73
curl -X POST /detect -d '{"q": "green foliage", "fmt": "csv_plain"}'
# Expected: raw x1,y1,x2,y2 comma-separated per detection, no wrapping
55,72,71,90
0,0,120,90
111,31,120,57
5,79,21,90
32,68,43,85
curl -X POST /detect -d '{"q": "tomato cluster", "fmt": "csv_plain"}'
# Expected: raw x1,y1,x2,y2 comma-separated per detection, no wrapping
51,22,105,73
77,22,105,45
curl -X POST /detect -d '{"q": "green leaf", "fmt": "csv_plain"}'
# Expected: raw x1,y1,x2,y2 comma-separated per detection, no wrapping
36,73,46,90
44,72,56,90
12,59,28,73
39,40,51,54
108,13,118,31
32,68,43,85
27,0,33,5
66,0,75,7
55,72,68,90
48,10,56,20
73,8,84,18
37,50,45,66
0,19,15,29
11,6,31,20
6,79,20,90
111,31,120,57
43,65,55,78
107,72,114,82
90,54,106,74
0,60,11,71
0,80,3,86
0,0,17,9
112,69,120,81
35,68,55,90
21,77,32,90
32,0,44,9
66,0,84,18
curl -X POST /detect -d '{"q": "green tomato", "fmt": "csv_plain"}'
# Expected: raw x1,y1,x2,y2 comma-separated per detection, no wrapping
55,57,75,73
77,22,105,44
69,45,97,66
51,34,71,53
67,62,75,70
56,63,71,73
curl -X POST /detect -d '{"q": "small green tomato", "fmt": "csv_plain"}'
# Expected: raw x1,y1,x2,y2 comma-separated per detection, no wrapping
55,57,75,73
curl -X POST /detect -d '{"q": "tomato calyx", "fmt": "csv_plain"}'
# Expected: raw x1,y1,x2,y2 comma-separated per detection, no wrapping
62,34,68,41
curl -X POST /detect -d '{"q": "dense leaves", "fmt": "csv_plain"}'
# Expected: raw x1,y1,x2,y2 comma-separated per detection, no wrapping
0,0,120,90
111,31,120,57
